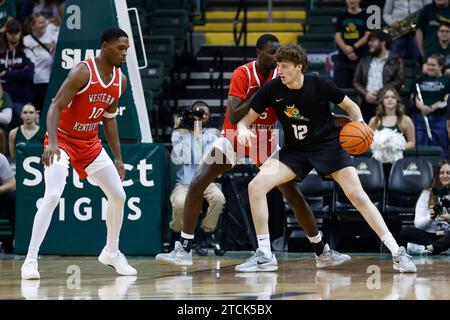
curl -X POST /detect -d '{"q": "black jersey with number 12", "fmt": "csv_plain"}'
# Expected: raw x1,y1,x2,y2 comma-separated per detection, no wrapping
250,73,346,148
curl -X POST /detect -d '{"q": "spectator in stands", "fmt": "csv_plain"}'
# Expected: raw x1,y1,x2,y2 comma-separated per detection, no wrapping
353,30,405,122
333,0,370,88
169,101,225,256
0,81,13,154
369,87,415,178
46,1,64,40
0,19,35,129
399,160,450,255
0,151,15,237
369,87,416,150
426,22,450,76
416,0,450,59
23,13,57,112
0,0,16,35
412,54,450,155
18,0,64,24
32,0,61,22
8,103,39,170
383,0,431,60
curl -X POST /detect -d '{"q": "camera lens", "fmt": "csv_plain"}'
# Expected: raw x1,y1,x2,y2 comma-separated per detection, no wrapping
434,204,443,215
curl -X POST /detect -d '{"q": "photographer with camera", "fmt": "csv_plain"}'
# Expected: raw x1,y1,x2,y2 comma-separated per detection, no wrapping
169,101,225,256
399,160,450,255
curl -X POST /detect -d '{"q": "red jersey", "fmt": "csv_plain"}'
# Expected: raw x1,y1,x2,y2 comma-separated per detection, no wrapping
58,57,122,140
222,61,278,166
45,58,122,179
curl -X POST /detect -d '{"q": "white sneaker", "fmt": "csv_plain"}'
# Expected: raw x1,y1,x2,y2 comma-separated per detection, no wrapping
235,249,278,272
155,241,193,266
98,248,137,276
21,279,40,299
315,244,351,268
407,242,429,256
393,246,417,273
21,258,40,280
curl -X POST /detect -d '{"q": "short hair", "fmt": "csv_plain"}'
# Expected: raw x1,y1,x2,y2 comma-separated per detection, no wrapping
439,21,450,28
369,30,391,49
100,28,128,44
274,43,308,72
428,53,445,67
191,100,209,109
256,34,279,50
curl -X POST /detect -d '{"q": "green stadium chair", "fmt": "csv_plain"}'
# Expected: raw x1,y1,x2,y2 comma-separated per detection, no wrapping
149,9,190,54
299,34,336,50
307,25,336,35
140,59,165,94
143,36,175,76
307,15,337,26
308,62,326,74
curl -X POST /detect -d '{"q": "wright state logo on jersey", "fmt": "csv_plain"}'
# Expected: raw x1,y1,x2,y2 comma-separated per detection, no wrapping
284,104,309,121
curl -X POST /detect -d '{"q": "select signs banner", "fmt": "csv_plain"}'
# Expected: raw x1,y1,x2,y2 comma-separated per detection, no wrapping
14,143,167,255
39,0,152,142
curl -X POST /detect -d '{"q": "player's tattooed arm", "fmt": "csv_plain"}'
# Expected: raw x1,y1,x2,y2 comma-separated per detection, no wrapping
42,63,90,166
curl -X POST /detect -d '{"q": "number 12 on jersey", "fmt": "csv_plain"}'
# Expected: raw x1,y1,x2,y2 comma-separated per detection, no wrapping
292,124,307,140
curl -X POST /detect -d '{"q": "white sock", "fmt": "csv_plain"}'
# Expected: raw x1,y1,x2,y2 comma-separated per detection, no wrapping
181,231,194,239
381,233,400,255
257,234,272,257
27,164,68,261
89,165,126,256
307,233,322,244
106,240,119,254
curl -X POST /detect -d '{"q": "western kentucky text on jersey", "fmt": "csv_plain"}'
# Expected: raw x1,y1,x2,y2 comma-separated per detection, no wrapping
88,93,116,104
72,122,99,132
58,57,122,140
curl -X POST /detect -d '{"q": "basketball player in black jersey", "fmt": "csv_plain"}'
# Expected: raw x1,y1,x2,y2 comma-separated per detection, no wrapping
236,43,417,273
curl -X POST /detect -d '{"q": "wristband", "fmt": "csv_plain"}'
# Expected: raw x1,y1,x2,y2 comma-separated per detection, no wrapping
103,111,117,118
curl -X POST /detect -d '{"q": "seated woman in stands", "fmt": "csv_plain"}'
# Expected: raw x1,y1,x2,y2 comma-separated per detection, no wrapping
399,160,450,255
368,87,415,165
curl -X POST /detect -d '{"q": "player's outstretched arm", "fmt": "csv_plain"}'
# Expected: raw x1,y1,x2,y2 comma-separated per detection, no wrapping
102,74,127,180
237,109,259,147
42,63,90,166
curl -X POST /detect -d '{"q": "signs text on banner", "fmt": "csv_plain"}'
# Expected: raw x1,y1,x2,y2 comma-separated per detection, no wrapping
15,143,167,255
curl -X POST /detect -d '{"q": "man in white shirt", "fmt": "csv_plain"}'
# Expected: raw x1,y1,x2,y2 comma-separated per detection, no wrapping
353,30,405,122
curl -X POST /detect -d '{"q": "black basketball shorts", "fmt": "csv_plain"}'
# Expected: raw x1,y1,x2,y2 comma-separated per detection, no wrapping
277,138,353,181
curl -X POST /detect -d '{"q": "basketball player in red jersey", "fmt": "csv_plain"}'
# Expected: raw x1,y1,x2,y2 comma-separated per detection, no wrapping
156,34,350,270
21,28,137,280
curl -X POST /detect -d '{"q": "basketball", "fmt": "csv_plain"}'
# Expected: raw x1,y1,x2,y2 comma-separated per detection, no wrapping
339,121,374,155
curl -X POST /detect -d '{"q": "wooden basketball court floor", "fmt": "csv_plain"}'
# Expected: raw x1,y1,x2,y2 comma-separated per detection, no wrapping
1,251,450,300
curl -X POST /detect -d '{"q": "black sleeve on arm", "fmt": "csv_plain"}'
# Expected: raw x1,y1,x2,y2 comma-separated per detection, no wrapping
317,75,346,104
249,81,273,114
